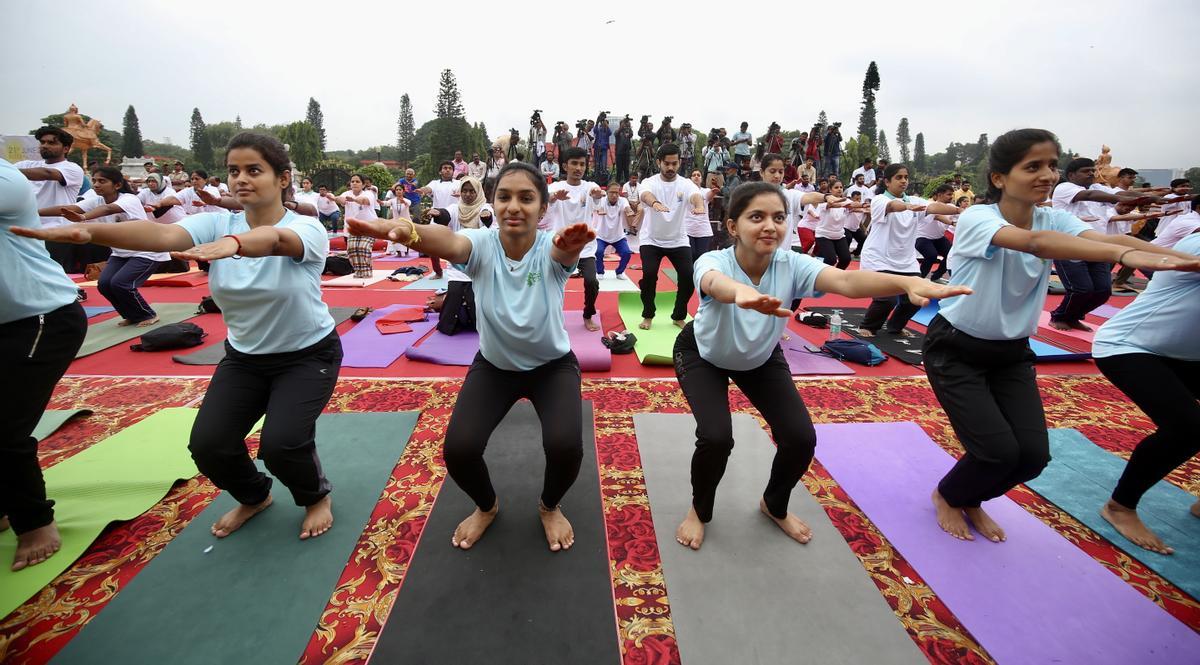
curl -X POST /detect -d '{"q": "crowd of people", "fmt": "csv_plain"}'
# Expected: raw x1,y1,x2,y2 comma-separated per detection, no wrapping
3,119,1198,580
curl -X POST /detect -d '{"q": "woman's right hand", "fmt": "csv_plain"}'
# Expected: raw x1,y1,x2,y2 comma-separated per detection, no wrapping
9,224,93,245
345,217,396,240
734,284,790,317
1121,251,1200,272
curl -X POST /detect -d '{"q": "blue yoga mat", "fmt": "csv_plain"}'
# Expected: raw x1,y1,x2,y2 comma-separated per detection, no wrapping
909,300,1089,361
911,301,939,326
83,306,115,318
1027,429,1200,600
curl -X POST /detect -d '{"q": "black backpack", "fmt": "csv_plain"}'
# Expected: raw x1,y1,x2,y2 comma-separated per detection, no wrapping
436,281,477,335
602,330,637,354
197,296,221,314
130,323,207,352
324,256,354,276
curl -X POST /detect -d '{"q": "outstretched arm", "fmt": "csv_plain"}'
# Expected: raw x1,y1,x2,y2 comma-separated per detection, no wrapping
991,226,1200,270
18,167,66,184
10,220,195,252
814,267,973,306
346,216,472,264
699,269,791,318
550,222,595,266
172,225,307,261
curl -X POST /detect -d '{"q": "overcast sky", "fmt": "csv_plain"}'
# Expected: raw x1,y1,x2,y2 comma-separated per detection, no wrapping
6,0,1197,168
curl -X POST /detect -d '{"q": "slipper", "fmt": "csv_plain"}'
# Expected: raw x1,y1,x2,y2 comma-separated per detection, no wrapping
350,307,372,322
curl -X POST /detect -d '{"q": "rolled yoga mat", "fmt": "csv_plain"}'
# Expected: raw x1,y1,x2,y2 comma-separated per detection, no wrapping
617,291,690,365
405,330,480,366
76,302,200,358
0,408,210,620
633,413,925,665
32,409,93,441
806,307,925,365
564,311,612,371
813,421,1200,665
339,306,438,368
780,337,854,376
372,401,620,665
1026,429,1200,601
52,412,418,665
171,307,359,366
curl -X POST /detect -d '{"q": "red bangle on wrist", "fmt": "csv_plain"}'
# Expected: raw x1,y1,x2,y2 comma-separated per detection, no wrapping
223,234,243,258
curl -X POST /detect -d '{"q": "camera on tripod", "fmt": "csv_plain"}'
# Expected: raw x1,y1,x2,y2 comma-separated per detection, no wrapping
575,118,590,132
530,109,543,126
768,121,781,132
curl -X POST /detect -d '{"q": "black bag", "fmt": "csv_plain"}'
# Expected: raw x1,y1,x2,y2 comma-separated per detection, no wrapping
130,322,207,352
197,295,221,314
324,256,354,276
436,281,476,335
795,311,828,328
602,330,637,354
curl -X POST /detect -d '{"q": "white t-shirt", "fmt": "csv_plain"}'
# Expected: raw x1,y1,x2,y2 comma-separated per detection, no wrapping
852,167,876,187
637,174,700,249
860,192,929,273
846,184,874,202
545,180,601,255
77,193,169,262
294,190,322,216
590,196,632,244
781,188,810,243
794,183,815,193
342,189,378,222
425,179,460,208
814,204,849,240
138,185,185,224
443,202,495,231
621,182,640,206
1051,181,1101,229
15,159,84,228
684,188,715,238
1152,210,1200,248
174,185,224,215
380,195,410,219
845,209,865,232
316,193,339,216
217,182,230,195
915,211,951,240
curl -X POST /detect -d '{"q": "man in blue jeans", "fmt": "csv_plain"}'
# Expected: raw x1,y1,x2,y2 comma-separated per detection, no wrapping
593,115,612,181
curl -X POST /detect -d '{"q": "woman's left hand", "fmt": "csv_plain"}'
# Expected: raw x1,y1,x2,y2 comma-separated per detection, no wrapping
553,222,596,253
905,280,973,306
172,236,240,262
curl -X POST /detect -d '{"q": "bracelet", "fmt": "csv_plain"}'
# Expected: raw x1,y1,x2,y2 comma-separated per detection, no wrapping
222,234,243,259
1116,248,1135,266
400,219,421,247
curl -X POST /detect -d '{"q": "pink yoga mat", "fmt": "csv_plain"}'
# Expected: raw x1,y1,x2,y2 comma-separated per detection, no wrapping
1037,311,1095,343
340,306,438,367
814,421,1200,665
563,311,612,372
780,338,853,376
1091,303,1121,319
405,330,479,366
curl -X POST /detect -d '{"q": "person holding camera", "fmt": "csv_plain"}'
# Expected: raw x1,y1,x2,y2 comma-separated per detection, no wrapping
594,114,612,180
678,124,697,174
822,123,843,178
614,116,634,184
765,122,784,155
553,122,573,174
656,117,677,146
703,137,730,190
730,122,753,169
529,111,548,167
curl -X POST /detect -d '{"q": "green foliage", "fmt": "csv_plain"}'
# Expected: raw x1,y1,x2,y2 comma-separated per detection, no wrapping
1185,167,1200,184
143,140,192,165
356,162,399,191
189,108,214,169
817,110,828,128
921,172,962,198
121,106,144,157
35,112,124,166
307,157,355,192
429,117,474,162
878,130,891,162
205,121,241,157
914,132,927,172
397,94,415,161
857,62,880,141
435,69,464,119
840,134,875,183
410,154,434,184
896,118,911,164
277,121,323,173
305,98,326,152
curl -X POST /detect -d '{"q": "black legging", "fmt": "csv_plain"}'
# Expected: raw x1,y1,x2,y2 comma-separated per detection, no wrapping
815,236,851,269
638,244,694,321
860,270,922,333
923,315,1050,508
916,236,952,280
443,351,583,511
673,323,817,522
846,227,867,256
578,257,599,319
1096,353,1200,509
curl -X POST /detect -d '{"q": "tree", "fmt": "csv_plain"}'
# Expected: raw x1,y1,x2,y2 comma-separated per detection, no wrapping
205,121,242,157
429,117,473,161
435,69,465,119
121,105,144,157
856,61,881,143
357,162,398,191
878,130,891,162
277,121,322,173
397,93,416,161
189,108,214,170
1185,167,1200,186
235,115,243,130
817,110,828,129
896,118,911,164
914,132,927,172
306,98,326,152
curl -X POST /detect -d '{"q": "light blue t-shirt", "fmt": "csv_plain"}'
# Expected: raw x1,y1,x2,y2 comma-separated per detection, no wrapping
177,210,334,354
1093,233,1200,360
693,247,826,371
0,159,79,324
456,227,575,371
939,204,1091,340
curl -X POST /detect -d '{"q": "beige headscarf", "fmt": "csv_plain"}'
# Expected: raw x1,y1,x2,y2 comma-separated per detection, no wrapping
457,175,485,229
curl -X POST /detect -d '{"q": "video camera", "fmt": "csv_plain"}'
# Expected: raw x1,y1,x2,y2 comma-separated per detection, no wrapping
597,111,610,124
530,109,542,126
768,121,781,133
576,118,590,132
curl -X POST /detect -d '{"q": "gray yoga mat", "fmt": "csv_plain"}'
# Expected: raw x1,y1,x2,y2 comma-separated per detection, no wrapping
633,413,925,665
171,307,359,365
33,409,92,441
77,303,199,358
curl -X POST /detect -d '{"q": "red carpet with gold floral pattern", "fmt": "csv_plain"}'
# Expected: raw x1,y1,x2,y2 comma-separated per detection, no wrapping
1,376,1197,664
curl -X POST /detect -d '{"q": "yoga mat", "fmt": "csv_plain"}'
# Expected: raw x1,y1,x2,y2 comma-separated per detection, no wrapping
373,402,620,664
404,330,479,366
53,412,418,665
321,269,392,287
399,274,451,290
1027,429,1200,600
144,271,208,287
171,308,359,366
1091,303,1122,319
340,305,438,368
1028,337,1091,362
780,338,854,375
564,311,612,371
1038,310,1095,343
814,421,1200,665
1048,275,1066,295
910,300,939,326
0,408,208,620
76,303,199,358
664,267,678,283
596,275,640,292
617,291,689,365
634,414,925,665
807,307,924,365
32,409,92,441
83,306,114,318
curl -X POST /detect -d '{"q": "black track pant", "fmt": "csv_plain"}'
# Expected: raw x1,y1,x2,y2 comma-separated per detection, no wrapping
443,351,583,511
815,236,851,269
861,270,922,333
1096,353,1200,510
188,332,342,507
578,257,599,320
639,244,694,321
673,323,817,522
923,315,1050,508
0,303,87,534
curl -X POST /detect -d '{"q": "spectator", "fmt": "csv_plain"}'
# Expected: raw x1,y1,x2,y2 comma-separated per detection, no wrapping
614,117,634,184
484,147,506,199
655,117,677,145
852,158,876,187
452,150,469,177
531,115,548,167
315,185,341,232
702,138,730,189
541,156,560,182
553,121,573,172
805,124,823,165
795,172,815,193
874,159,889,184
822,123,842,178
678,123,697,173
169,160,188,188
731,122,753,168
799,156,817,185
594,115,612,178
467,153,487,181
953,178,975,205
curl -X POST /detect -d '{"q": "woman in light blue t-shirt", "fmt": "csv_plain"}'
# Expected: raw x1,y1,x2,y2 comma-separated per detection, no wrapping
14,133,344,543
348,162,597,554
922,128,1200,546
673,182,969,550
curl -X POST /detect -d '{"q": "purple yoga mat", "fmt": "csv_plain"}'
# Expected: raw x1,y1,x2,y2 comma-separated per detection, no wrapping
405,330,480,366
781,338,854,376
814,422,1200,665
339,306,439,368
563,311,612,372
1091,303,1122,319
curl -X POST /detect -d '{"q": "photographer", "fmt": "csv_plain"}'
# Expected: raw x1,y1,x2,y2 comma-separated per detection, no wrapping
678,123,696,173
702,135,730,189
614,116,634,183
553,122,573,173
638,115,654,142
505,128,523,163
484,146,505,200
529,111,547,167
656,116,676,146
765,121,784,155
593,113,612,182
822,122,843,178
576,119,595,173
634,134,657,178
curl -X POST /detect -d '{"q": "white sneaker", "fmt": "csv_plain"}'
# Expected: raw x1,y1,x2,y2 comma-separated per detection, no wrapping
598,272,610,280
616,272,629,280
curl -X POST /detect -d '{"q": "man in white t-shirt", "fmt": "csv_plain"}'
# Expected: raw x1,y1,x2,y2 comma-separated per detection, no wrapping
419,161,460,210
16,126,85,271
637,143,706,329
621,173,641,210
546,147,604,330
851,158,876,187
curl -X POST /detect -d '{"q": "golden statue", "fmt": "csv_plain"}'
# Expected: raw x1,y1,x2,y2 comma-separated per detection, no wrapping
1094,144,1119,186
62,104,112,168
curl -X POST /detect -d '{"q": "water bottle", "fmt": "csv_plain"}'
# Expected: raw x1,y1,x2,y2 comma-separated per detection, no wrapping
829,310,843,341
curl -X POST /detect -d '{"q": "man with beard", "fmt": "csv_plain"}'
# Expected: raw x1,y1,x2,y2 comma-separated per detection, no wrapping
636,143,706,330
17,127,86,272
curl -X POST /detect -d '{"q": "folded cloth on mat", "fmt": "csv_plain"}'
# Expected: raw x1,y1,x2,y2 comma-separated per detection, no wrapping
375,306,429,334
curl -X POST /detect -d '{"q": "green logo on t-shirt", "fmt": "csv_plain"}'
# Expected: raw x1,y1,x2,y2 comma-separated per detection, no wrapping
526,271,542,287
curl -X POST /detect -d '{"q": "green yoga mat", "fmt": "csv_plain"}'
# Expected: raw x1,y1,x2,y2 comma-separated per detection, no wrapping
664,267,678,283
77,302,200,358
617,291,690,365
0,408,207,620
53,411,418,665
1026,429,1200,600
32,409,92,441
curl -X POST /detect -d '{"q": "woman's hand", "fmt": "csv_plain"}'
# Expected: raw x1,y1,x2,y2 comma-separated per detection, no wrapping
734,284,790,317
553,222,596,254
1121,251,1200,272
172,236,239,262
9,224,92,244
346,217,400,240
197,188,221,205
62,208,86,222
903,279,973,307
906,203,927,212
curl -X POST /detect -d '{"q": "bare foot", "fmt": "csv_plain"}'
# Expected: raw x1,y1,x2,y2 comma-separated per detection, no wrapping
858,329,877,338
639,318,652,330
1101,499,1172,554
539,503,575,552
1048,320,1073,331
11,522,62,571
964,506,1006,542
300,495,333,540
895,328,917,338
0,515,9,532
1066,320,1093,332
931,489,974,540
672,319,686,329
583,317,600,332
760,498,812,544
211,495,273,538
676,506,705,550
1192,499,1200,519
452,501,498,549
135,317,160,328
116,319,134,327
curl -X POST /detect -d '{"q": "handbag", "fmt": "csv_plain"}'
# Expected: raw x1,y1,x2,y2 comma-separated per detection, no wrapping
820,339,887,366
